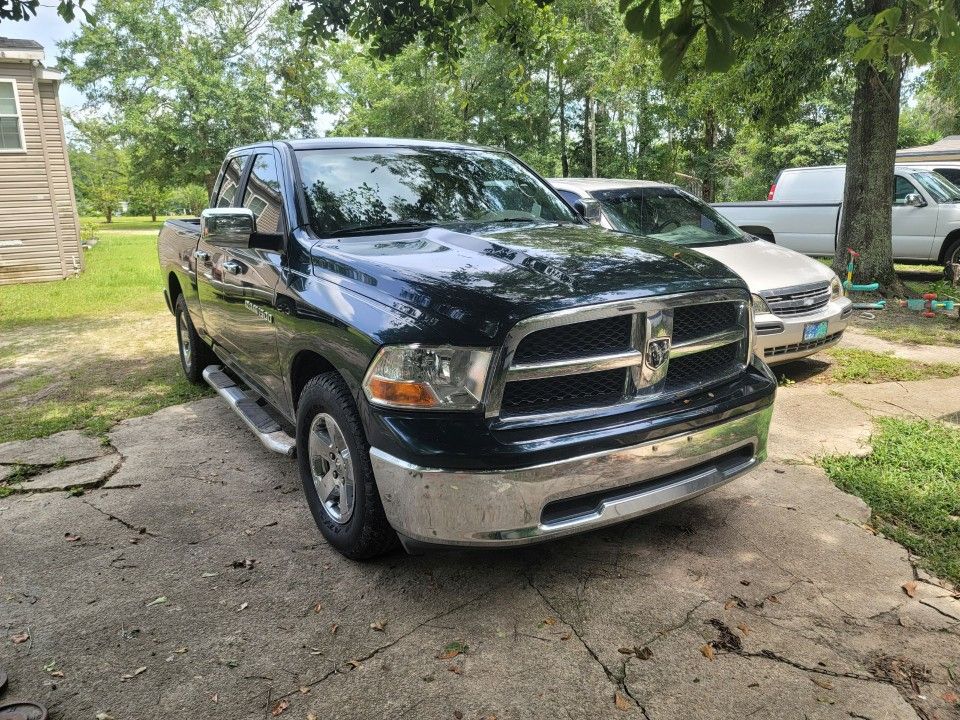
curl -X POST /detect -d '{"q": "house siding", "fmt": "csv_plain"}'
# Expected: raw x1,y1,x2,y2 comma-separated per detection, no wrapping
0,60,82,285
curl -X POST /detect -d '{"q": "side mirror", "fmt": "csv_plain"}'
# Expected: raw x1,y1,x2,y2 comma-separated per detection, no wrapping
201,207,255,247
905,193,926,208
573,197,602,224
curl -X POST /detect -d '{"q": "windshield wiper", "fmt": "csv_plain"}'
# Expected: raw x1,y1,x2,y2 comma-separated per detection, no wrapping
325,221,436,238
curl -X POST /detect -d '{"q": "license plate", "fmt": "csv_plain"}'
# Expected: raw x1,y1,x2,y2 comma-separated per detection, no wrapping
803,321,829,342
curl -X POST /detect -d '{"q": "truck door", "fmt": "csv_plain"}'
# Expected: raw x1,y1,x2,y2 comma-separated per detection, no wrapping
892,174,939,260
214,149,286,405
196,153,250,345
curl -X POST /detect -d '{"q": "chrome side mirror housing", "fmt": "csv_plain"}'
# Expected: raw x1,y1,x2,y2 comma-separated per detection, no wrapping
201,207,255,247
905,192,926,208
573,197,602,224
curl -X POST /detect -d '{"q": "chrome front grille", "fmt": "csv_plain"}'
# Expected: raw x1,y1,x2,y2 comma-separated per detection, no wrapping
761,282,830,317
486,290,752,426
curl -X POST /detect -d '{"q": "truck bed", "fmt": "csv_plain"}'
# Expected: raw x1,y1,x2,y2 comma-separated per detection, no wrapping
711,201,841,256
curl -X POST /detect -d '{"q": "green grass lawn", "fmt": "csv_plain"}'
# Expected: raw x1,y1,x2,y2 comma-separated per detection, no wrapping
82,214,184,232
821,419,960,585
826,348,960,383
0,232,167,330
0,231,210,445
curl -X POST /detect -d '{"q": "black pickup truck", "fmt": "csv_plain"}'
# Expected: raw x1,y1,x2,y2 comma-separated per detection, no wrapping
158,138,776,559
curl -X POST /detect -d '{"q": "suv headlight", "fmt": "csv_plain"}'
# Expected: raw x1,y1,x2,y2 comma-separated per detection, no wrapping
830,275,843,299
362,345,494,410
751,293,771,315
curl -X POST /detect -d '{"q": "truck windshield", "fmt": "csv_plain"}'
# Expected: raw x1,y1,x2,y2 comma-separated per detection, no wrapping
295,147,578,235
911,171,960,203
591,187,747,246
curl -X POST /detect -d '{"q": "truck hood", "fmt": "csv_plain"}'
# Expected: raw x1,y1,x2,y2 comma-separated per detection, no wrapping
309,223,746,342
693,240,837,292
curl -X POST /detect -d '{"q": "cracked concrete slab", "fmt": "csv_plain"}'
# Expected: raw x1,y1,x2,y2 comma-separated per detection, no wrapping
20,454,121,491
0,385,958,719
0,429,110,465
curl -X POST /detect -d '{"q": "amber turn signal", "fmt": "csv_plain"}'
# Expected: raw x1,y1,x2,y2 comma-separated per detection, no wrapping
366,377,439,407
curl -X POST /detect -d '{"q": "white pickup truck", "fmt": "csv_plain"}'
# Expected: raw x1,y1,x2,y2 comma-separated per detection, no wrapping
714,165,960,271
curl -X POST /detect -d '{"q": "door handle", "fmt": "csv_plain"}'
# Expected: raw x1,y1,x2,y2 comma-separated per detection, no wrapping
194,250,210,262
223,260,244,275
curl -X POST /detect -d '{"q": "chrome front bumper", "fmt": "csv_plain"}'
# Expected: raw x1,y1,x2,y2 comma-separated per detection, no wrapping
370,406,773,547
756,297,852,364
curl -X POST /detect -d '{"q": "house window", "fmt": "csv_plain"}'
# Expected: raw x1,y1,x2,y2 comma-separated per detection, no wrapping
0,80,24,151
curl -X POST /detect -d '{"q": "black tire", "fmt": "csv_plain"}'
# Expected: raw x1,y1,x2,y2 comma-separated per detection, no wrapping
296,372,398,560
175,294,215,384
943,236,960,280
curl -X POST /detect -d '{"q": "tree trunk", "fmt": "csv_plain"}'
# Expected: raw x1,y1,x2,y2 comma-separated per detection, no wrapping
106,207,112,223
589,95,597,178
151,210,158,222
833,39,906,294
560,78,569,177
702,109,717,202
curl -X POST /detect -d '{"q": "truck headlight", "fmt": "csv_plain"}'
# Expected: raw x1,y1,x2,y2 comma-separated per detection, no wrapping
362,345,494,410
830,275,843,299
751,294,771,315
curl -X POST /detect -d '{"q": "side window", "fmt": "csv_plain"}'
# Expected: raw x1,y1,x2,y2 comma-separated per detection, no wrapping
215,155,248,208
0,79,24,151
935,168,960,186
242,152,283,234
556,189,582,207
893,176,918,205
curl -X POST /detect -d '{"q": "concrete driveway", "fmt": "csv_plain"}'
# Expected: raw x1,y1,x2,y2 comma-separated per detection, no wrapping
1,376,959,720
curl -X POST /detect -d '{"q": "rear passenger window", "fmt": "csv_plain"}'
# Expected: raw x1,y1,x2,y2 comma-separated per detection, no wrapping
242,152,283,234
935,168,960,186
215,155,248,207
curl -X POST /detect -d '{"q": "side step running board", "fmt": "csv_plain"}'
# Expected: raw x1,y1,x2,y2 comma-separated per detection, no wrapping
203,365,296,456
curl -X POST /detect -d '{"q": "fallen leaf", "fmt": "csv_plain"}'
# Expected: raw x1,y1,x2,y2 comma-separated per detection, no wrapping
737,622,751,636
96,714,115,720
902,581,918,598
330,623,338,635
307,715,318,720
454,712,464,720
43,660,56,672
941,690,958,703
542,617,558,626
346,659,362,669
437,641,468,660
270,698,289,716
740,580,751,586
174,646,188,654
313,602,322,614
211,694,218,704
636,646,653,660
50,670,65,678
236,602,249,612
560,632,571,641
121,666,147,680
617,647,634,655
64,533,81,542
299,686,310,694
766,594,780,604
201,572,218,578
811,677,834,690
447,664,463,675
10,631,29,644
370,620,387,632
146,596,167,607
700,643,715,661
614,691,632,710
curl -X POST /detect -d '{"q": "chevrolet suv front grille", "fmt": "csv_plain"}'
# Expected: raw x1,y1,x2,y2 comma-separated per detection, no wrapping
761,282,831,317
485,290,753,427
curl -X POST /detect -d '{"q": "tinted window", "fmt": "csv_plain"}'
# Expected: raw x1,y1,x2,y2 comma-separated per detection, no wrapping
242,153,283,233
295,147,577,235
556,189,582,207
912,171,960,203
893,175,918,204
215,155,247,208
592,186,746,246
934,168,960,186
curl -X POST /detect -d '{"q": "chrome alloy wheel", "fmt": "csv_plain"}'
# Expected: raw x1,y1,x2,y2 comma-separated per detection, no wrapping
177,312,192,368
308,413,356,524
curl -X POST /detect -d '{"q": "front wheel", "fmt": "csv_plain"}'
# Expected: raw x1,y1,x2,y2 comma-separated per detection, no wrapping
175,294,215,384
296,372,398,560
943,237,960,281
